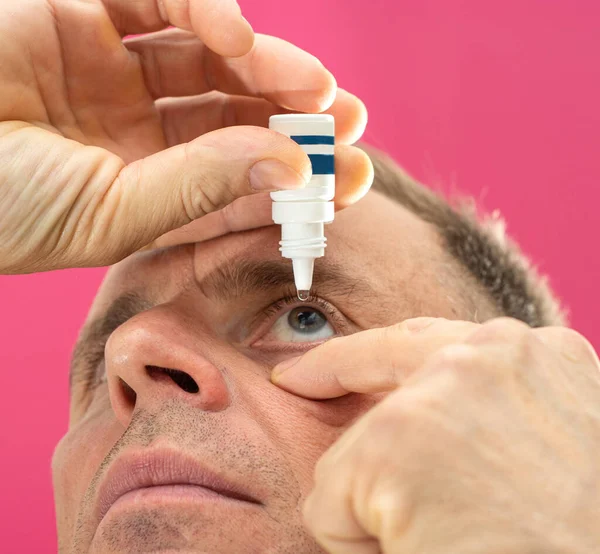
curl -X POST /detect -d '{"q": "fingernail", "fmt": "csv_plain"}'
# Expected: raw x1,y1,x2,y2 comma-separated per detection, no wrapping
271,356,302,382
249,159,307,191
231,1,252,28
231,0,242,14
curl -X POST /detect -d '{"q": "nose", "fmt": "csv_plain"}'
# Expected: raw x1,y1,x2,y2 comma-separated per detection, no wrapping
104,305,230,428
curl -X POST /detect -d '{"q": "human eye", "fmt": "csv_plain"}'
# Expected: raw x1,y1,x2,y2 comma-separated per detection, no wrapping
249,293,347,351
270,305,334,342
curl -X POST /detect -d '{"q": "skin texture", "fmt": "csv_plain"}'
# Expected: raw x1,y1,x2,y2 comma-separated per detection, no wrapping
3,1,600,553
54,190,489,553
273,318,600,553
56,189,600,554
0,0,371,274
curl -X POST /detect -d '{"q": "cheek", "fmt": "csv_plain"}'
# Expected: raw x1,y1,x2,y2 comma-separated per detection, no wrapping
256,391,383,493
52,391,123,535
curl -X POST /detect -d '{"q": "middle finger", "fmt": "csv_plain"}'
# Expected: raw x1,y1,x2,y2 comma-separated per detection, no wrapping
125,29,336,112
157,89,368,147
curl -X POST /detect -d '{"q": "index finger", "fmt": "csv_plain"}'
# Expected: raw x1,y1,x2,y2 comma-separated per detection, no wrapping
143,192,273,251
140,144,373,251
100,0,254,57
271,318,480,399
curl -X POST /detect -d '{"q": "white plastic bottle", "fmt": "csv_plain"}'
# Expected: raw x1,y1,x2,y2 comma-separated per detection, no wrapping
269,114,335,300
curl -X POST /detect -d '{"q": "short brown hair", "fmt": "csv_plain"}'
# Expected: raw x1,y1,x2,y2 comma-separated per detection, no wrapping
363,145,566,327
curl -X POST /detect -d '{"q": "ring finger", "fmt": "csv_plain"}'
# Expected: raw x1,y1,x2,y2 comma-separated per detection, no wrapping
157,89,368,147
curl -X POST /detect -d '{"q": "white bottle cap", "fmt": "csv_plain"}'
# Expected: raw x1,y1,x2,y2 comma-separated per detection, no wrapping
269,114,335,295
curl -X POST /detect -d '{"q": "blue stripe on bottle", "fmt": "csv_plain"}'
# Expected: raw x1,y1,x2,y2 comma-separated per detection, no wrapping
309,154,335,174
291,135,335,145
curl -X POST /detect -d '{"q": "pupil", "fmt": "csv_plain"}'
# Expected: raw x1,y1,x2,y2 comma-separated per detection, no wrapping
288,307,327,333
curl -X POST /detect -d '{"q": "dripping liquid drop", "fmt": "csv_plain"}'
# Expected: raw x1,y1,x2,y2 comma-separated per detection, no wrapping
297,290,310,302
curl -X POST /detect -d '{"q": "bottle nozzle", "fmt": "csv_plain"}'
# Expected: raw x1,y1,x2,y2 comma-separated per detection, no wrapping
269,114,335,306
292,258,315,298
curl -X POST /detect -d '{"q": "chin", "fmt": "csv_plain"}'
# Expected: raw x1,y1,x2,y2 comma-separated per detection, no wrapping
80,504,321,554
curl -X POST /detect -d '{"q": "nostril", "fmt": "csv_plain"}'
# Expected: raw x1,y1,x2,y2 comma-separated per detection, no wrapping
119,378,137,407
165,368,199,394
146,366,200,394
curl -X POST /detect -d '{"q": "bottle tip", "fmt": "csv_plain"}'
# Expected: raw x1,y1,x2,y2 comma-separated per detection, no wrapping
297,290,310,302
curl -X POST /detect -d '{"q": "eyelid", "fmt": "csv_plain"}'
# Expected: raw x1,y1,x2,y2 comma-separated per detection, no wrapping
247,292,349,350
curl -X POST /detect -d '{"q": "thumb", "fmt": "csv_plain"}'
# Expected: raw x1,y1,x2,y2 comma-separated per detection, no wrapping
1,125,309,273
271,318,480,399
100,126,310,263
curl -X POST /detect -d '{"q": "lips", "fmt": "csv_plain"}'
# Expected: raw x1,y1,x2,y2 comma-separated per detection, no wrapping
95,448,262,523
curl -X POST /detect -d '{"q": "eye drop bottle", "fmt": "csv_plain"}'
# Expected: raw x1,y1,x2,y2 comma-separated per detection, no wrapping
269,114,335,300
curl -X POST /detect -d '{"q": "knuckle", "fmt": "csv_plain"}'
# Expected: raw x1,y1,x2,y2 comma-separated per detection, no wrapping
115,157,143,193
381,323,400,344
370,487,411,537
549,326,587,346
217,201,235,234
467,317,541,372
219,196,244,234
425,343,481,375
539,327,600,365
372,325,396,363
468,316,532,347
181,145,234,219
396,317,435,331
301,493,320,530
566,332,598,365
417,343,513,388
393,317,444,334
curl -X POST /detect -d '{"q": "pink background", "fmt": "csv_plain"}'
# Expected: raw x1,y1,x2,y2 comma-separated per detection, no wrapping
1,0,598,550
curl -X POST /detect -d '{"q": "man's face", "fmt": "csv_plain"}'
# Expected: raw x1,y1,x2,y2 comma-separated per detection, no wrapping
52,190,487,553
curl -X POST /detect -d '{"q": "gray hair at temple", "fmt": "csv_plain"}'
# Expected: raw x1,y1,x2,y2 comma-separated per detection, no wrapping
363,145,566,327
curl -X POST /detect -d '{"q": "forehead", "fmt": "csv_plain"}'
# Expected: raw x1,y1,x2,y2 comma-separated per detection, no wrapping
87,190,472,324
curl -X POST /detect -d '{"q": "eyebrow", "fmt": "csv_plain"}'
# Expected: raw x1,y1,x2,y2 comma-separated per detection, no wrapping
199,258,370,301
69,258,375,390
70,292,153,391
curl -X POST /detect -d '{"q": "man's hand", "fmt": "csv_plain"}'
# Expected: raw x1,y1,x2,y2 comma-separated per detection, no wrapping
0,0,371,274
272,317,600,553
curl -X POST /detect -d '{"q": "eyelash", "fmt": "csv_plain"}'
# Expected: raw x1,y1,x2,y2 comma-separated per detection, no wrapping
81,292,344,394
257,291,346,337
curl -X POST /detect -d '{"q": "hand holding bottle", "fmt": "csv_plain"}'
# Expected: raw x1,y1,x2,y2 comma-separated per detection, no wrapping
0,0,372,274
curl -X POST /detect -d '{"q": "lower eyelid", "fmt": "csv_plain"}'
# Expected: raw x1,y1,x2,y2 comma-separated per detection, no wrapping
250,337,333,353
245,295,350,349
